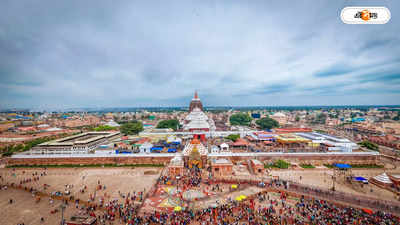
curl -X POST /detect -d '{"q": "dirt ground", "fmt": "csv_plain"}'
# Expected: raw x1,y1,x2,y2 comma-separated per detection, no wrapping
270,168,400,202
0,167,162,203
1,166,400,224
0,188,87,225
0,167,162,225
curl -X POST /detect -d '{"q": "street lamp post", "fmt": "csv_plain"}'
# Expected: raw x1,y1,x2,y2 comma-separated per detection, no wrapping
332,175,336,191
60,203,66,225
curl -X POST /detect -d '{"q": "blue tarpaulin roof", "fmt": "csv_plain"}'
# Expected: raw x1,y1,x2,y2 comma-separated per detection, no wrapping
115,150,132,154
352,118,366,123
151,147,163,151
334,163,351,169
167,148,177,152
354,176,367,181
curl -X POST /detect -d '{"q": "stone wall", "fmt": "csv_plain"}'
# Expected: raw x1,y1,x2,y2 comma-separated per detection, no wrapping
212,154,380,166
6,153,380,166
6,156,173,166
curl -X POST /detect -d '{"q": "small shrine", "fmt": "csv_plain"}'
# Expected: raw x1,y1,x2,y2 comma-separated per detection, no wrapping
211,158,233,177
168,155,184,177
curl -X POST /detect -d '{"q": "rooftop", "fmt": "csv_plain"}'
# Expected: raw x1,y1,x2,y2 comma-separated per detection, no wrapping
212,158,233,165
38,131,120,146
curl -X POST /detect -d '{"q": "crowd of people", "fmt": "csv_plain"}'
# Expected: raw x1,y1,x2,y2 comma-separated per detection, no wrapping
158,166,203,190
84,188,400,225
2,167,400,225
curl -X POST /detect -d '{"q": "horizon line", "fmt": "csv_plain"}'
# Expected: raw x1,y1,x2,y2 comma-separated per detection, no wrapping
2,104,400,112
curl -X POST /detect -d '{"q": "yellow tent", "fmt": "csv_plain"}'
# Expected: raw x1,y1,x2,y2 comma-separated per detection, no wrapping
174,206,182,212
231,184,238,189
235,196,242,201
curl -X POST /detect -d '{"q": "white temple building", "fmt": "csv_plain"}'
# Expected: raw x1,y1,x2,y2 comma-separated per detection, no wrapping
183,108,216,132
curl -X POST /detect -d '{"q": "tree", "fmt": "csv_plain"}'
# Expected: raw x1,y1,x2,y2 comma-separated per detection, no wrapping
328,113,338,119
394,112,400,121
265,159,290,169
93,125,116,131
120,121,143,135
156,119,180,131
295,115,300,122
225,134,240,142
358,141,379,151
314,129,326,134
256,117,279,130
229,113,252,126
274,160,290,169
2,135,61,156
313,113,327,124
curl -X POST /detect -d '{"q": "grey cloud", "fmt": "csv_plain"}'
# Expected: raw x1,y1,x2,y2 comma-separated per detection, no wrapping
0,0,399,109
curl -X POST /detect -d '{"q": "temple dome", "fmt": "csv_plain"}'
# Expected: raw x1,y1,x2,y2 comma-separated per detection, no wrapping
189,91,203,112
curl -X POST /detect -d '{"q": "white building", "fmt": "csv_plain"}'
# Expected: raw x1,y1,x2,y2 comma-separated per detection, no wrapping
182,108,216,131
105,120,120,127
139,142,153,153
296,132,358,152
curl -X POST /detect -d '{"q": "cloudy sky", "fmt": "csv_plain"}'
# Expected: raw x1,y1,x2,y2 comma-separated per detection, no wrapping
0,0,399,109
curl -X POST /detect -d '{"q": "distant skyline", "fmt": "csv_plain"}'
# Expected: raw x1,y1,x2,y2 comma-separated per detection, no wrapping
1,0,399,110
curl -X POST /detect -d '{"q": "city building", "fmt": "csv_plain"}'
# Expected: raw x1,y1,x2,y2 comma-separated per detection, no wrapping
139,142,153,153
31,132,120,154
270,112,288,125
368,135,400,150
104,120,120,127
0,122,15,132
297,132,358,152
275,134,310,150
274,128,312,133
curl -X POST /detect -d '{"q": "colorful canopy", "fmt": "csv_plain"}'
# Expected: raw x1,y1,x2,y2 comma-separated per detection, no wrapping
234,195,247,201
362,208,373,215
151,147,163,151
167,148,177,153
334,163,351,169
354,176,367,181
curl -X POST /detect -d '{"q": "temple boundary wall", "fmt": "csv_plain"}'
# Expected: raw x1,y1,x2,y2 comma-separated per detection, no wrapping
6,152,379,166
